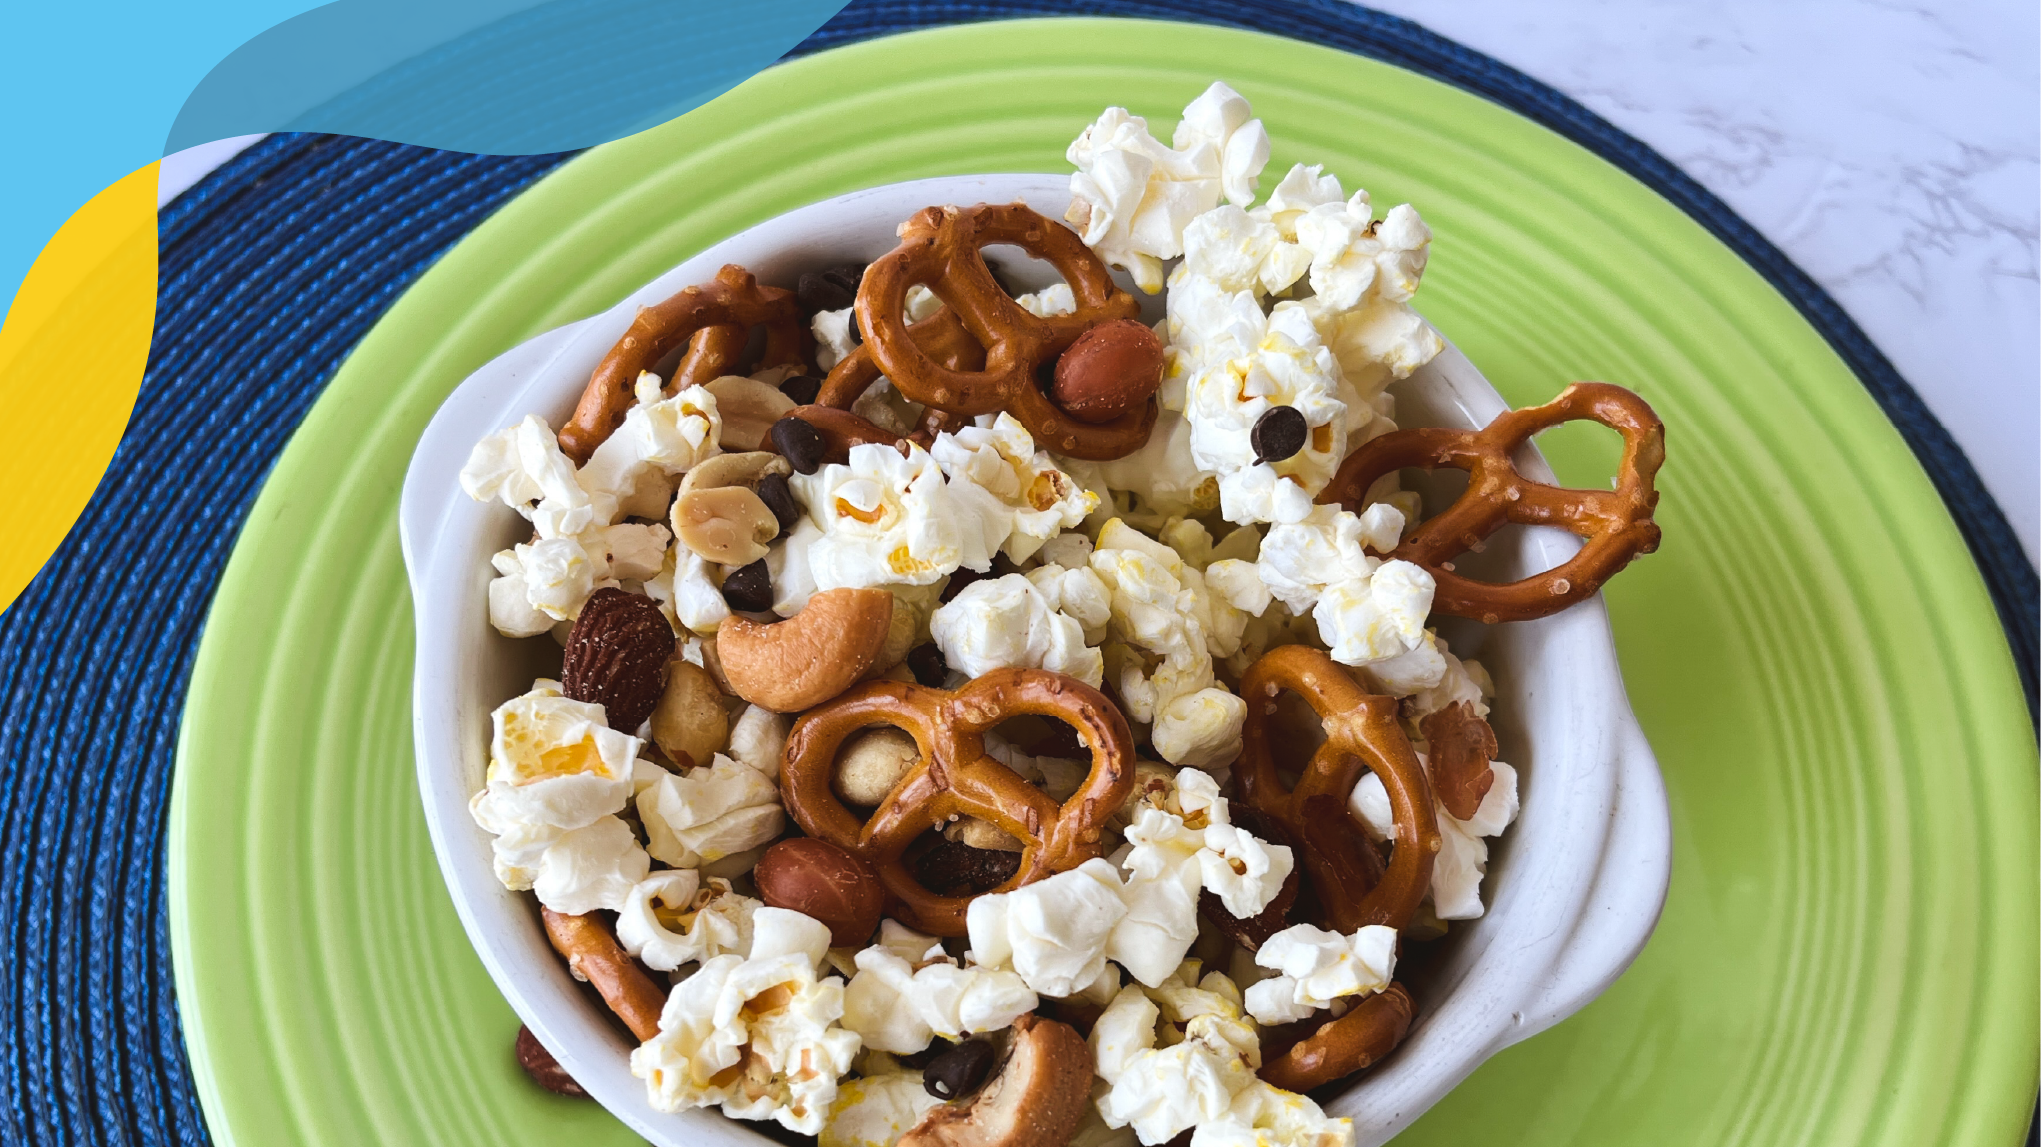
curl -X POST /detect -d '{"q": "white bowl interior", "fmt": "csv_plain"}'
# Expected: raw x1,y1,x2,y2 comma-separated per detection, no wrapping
401,174,1669,1146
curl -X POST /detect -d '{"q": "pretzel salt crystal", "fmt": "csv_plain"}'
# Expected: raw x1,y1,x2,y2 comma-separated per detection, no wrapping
1259,982,1414,1092
855,203,1153,460
1237,645,1440,934
558,264,809,463
780,669,1136,936
1320,381,1664,624
540,908,665,1042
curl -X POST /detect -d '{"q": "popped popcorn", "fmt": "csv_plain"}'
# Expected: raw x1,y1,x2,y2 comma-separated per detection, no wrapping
967,858,1128,997
1090,520,1247,770
841,921,1038,1053
820,1071,944,1147
1190,1081,1354,1147
616,870,761,972
1242,923,1398,1026
576,375,721,519
470,682,638,833
932,413,1099,565
792,441,969,590
631,909,860,1134
1066,82,1271,292
1091,963,1262,1144
1257,504,1435,666
637,752,785,868
930,573,1106,687
529,815,650,915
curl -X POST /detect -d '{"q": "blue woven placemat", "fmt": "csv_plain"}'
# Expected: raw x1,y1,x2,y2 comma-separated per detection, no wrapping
0,3,2030,1144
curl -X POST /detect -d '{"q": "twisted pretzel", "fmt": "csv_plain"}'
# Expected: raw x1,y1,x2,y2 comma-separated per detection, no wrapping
559,264,809,462
540,908,665,1042
781,668,1136,936
852,203,1153,460
1260,982,1414,1092
819,306,984,412
1237,646,1440,934
1321,382,1664,624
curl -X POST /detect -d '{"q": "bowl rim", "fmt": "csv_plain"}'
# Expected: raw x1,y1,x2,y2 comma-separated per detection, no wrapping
401,172,1671,1146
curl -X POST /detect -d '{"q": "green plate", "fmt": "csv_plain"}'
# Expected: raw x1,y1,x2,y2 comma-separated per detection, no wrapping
168,18,2039,1146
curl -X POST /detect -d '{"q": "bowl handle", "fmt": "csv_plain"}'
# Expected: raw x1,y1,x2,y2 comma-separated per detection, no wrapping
1515,713,1672,1039
398,319,594,589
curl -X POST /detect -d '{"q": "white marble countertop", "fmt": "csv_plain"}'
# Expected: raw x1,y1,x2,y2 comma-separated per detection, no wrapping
1364,0,2039,563
156,0,2040,563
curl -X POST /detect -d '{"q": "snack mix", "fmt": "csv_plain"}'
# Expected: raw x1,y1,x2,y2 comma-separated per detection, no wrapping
459,81,1665,1146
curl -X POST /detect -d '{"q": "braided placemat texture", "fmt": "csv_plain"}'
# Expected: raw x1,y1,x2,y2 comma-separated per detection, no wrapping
0,2,2030,1145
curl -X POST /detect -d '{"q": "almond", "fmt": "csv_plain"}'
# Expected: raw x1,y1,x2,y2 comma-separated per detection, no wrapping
561,588,676,732
514,1026,587,1098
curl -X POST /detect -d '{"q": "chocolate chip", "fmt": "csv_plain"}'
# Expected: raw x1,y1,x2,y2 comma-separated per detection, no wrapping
846,307,863,347
798,264,863,314
923,1037,998,1100
1250,405,1309,465
756,471,801,531
721,559,774,613
771,415,827,475
898,1036,954,1070
822,264,865,297
913,839,1022,895
779,374,822,406
515,1025,588,1098
906,643,948,687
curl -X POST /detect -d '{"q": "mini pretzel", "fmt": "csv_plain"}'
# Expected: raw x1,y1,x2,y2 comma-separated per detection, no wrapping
781,668,1136,936
1321,381,1664,623
819,305,985,411
853,203,1153,460
1421,702,1498,822
540,908,665,1042
558,264,809,462
1237,645,1440,934
1260,982,1414,1092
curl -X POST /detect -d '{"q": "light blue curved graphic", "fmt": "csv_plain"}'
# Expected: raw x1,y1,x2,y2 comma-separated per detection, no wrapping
0,0,312,324
1,0,846,331
168,0,849,155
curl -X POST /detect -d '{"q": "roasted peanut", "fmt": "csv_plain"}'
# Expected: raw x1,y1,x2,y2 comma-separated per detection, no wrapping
706,375,796,451
650,659,728,769
833,726,920,806
673,485,779,566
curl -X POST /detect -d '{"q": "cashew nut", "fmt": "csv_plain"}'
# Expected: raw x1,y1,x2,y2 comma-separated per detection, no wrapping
678,450,791,499
716,588,894,712
833,726,920,806
650,659,729,769
673,485,779,566
900,1014,1093,1147
706,375,795,451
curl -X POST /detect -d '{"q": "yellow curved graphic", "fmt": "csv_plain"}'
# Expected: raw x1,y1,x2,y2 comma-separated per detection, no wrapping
0,164,157,616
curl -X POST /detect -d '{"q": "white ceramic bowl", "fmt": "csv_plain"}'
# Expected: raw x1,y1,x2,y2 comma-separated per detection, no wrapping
401,174,1671,1146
